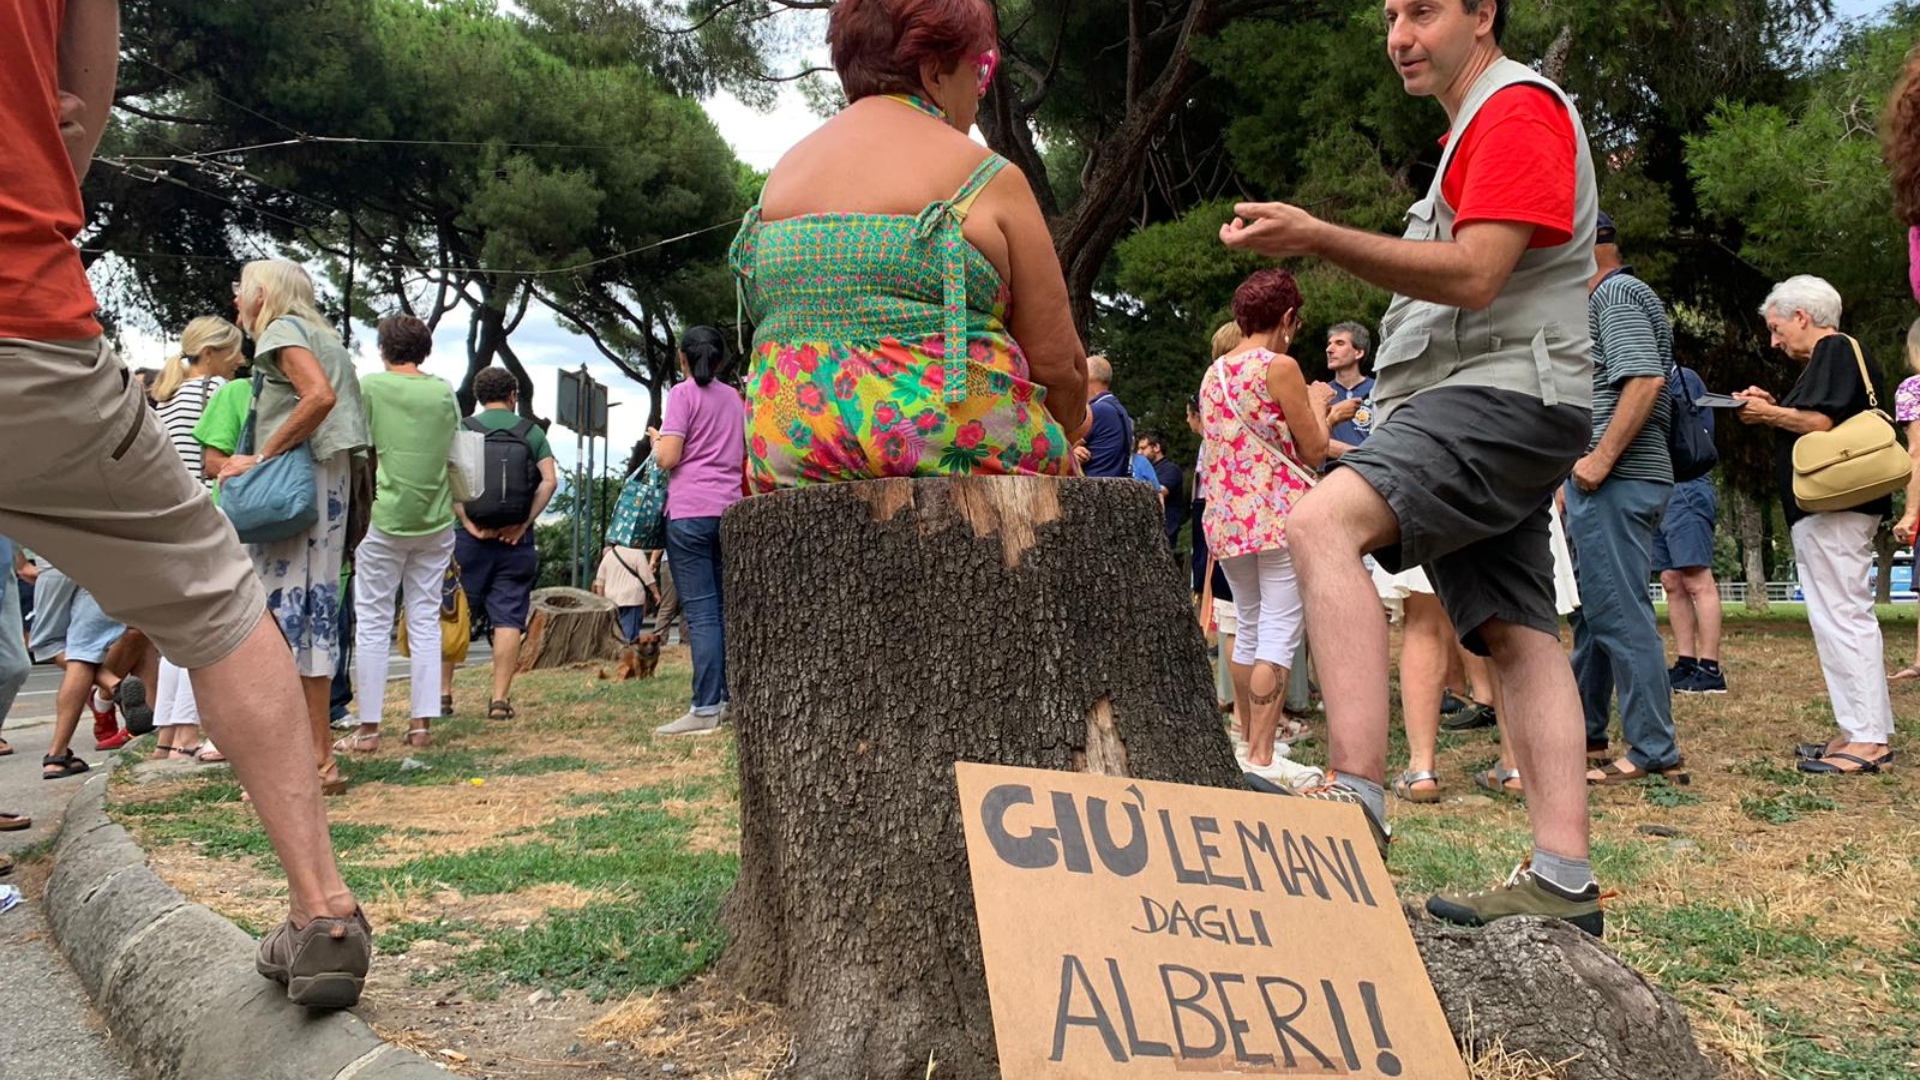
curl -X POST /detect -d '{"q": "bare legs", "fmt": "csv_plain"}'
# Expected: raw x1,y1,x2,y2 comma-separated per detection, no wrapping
191,613,357,926
1662,568,1723,665
1398,593,1452,793
490,627,522,705
1479,620,1590,859
1244,661,1290,768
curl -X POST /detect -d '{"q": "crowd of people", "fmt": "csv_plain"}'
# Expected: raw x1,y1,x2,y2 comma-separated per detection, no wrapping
5,0,1920,1012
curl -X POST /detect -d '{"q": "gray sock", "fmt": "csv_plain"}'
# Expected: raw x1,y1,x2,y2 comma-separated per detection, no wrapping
1531,848,1596,895
1333,774,1387,826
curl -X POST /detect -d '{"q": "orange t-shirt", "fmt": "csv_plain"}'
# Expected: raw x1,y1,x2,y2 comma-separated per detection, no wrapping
1,0,102,340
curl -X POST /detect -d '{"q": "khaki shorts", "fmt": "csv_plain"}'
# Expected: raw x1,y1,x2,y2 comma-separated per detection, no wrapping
0,337,265,669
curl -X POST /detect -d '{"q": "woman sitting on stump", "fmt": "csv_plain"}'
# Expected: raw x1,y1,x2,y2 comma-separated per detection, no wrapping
729,0,1089,489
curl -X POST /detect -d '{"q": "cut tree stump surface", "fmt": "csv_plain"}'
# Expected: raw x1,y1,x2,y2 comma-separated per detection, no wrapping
515,587,623,672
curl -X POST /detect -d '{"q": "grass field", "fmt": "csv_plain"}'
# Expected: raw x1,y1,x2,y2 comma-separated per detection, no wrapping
106,624,1920,1079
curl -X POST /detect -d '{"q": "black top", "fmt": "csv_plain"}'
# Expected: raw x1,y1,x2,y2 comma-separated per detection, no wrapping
1775,333,1891,525
1154,457,1189,539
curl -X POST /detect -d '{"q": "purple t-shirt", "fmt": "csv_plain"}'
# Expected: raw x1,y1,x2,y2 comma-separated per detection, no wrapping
661,379,746,520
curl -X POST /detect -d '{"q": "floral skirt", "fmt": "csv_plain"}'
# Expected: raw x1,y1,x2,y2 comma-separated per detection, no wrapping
745,336,1075,491
249,450,350,678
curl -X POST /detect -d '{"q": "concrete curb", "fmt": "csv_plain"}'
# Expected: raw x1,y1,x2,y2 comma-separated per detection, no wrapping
45,769,451,1080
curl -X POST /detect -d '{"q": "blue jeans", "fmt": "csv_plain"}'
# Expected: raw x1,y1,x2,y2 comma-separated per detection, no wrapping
666,517,727,714
1566,478,1679,770
0,539,28,729
616,605,646,643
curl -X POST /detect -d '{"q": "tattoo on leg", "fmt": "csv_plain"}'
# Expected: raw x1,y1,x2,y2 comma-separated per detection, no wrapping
1250,661,1286,706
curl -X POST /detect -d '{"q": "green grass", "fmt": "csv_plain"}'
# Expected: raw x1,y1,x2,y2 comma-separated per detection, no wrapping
1614,901,1846,987
1739,789,1840,825
1744,1002,1920,1079
1642,775,1702,808
1384,814,1653,896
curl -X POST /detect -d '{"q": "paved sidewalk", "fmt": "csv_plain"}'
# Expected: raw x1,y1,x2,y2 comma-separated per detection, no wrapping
0,713,135,1080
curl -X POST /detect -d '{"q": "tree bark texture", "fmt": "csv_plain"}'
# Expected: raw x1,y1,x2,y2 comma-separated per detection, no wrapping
1409,911,1716,1080
718,476,1242,1080
1731,486,1770,614
515,587,623,671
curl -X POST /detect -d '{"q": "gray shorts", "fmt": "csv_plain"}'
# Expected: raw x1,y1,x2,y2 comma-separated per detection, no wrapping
1336,386,1589,654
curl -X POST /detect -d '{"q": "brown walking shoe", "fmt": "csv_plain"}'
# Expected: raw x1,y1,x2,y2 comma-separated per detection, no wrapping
255,907,372,1008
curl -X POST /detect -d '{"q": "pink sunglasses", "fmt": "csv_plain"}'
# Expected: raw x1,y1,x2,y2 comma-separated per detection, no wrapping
976,49,1000,97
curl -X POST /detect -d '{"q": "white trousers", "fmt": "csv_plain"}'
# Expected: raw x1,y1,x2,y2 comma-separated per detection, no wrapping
153,659,200,727
354,526,456,724
1791,512,1894,743
1220,547,1305,668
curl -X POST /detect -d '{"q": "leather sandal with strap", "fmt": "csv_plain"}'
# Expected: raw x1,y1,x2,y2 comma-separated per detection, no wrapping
1588,757,1691,786
487,699,514,722
1392,769,1443,804
405,725,432,748
1798,750,1894,776
1475,766,1523,797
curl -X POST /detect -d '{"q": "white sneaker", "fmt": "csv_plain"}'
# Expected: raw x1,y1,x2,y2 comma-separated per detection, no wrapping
1240,754,1326,792
654,710,723,737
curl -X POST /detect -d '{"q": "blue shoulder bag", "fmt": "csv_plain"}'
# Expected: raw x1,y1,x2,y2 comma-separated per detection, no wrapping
220,371,318,544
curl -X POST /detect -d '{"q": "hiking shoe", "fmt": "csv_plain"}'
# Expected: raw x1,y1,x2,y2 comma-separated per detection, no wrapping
1440,702,1497,732
1426,862,1604,938
1440,690,1470,717
654,710,723,737
256,907,372,1008
1277,775,1391,862
1677,665,1727,695
1667,658,1698,690
116,676,155,735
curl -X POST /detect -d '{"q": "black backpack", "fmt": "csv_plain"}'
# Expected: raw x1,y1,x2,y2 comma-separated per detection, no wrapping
464,416,541,528
1665,363,1717,483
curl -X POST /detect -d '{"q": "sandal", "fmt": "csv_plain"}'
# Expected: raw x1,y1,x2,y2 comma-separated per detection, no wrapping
1475,766,1523,796
405,725,432,748
319,761,349,797
487,699,514,722
0,812,31,832
440,694,454,718
42,752,90,780
1798,751,1894,776
1890,665,1920,682
197,742,227,763
1588,757,1690,786
1587,745,1614,766
331,732,381,755
1392,769,1443,804
168,745,204,761
0,737,13,756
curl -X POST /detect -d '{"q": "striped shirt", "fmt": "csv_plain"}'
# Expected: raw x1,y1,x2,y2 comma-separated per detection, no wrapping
1587,270,1673,484
156,376,226,489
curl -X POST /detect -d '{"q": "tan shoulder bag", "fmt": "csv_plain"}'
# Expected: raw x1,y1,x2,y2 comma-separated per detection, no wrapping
1791,335,1912,513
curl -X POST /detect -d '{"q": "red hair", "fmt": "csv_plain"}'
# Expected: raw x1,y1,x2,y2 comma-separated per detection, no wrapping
828,0,997,102
1887,43,1920,226
1232,269,1303,335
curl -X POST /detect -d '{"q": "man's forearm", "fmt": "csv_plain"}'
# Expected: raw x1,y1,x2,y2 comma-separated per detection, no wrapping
1589,376,1665,468
1306,220,1520,311
526,479,558,525
58,0,119,180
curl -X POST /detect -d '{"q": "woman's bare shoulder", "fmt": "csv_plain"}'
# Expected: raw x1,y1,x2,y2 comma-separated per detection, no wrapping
760,109,999,220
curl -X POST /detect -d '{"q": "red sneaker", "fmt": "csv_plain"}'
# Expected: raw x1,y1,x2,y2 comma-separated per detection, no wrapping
91,695,128,750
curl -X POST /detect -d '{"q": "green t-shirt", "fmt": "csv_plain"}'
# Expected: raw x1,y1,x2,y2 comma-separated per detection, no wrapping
361,371,460,536
192,379,255,507
469,406,555,462
253,315,371,462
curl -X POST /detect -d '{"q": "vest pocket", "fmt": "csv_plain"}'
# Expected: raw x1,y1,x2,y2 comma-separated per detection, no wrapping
1401,198,1439,241
1529,328,1559,407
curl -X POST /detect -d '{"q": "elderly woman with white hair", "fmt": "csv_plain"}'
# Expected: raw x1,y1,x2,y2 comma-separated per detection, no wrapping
1735,275,1896,776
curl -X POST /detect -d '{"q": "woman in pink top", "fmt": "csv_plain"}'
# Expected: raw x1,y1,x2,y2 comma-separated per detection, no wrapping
1199,269,1331,786
647,327,747,736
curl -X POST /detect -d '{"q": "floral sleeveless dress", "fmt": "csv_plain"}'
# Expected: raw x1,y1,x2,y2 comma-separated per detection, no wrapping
1199,348,1313,560
728,148,1073,491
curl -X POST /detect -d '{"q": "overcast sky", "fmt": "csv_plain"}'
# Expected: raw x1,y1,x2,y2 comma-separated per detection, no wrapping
100,0,1902,479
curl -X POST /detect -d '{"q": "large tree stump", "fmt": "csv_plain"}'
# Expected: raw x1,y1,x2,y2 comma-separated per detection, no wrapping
1409,910,1716,1080
515,587,623,671
720,476,1241,1080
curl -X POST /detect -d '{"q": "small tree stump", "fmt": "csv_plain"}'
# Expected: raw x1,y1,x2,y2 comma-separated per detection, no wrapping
719,476,1240,1080
515,587,623,672
1409,910,1716,1080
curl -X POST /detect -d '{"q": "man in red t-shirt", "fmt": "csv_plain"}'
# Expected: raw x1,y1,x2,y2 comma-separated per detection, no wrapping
1,0,372,1005
1222,0,1608,936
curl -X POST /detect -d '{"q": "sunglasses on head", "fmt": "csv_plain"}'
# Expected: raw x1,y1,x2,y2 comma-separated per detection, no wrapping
976,49,999,97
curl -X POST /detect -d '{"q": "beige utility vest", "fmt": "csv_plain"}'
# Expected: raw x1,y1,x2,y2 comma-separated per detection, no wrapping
1372,58,1597,423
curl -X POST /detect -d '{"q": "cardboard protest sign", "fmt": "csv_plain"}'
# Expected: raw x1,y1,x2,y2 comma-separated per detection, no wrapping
956,762,1466,1079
